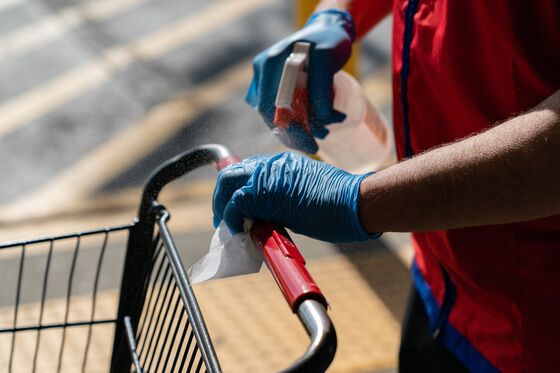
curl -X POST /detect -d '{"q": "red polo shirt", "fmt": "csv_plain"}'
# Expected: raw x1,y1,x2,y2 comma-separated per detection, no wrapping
390,1,560,372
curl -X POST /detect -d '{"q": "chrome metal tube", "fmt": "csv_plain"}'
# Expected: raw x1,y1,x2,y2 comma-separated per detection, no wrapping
281,299,337,372
123,316,144,373
156,209,221,373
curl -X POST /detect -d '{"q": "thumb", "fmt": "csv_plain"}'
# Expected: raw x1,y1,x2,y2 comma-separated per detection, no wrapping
212,163,255,227
222,187,256,235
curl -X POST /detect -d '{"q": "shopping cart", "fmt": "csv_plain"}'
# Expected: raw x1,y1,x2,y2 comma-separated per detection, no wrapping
0,144,337,373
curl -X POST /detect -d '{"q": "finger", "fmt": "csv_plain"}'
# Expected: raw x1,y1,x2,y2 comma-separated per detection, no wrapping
313,125,329,140
307,48,337,121
314,109,346,139
222,186,256,235
212,164,252,225
244,51,265,109
285,124,319,153
307,33,352,125
245,76,259,109
213,215,221,229
325,109,346,126
245,51,277,127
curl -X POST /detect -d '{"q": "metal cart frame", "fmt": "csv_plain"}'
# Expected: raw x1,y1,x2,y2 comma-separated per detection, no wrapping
0,144,337,372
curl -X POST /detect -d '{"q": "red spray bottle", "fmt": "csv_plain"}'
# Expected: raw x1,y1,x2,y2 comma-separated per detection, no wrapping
273,42,395,173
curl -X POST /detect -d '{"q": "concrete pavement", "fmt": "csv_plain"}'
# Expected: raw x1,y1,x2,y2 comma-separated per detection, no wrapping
0,1,410,371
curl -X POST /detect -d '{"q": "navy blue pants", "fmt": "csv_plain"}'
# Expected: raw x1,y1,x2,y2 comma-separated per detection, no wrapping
399,288,470,373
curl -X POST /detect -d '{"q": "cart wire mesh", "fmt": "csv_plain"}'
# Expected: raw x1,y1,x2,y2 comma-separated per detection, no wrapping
0,223,132,372
1,144,336,373
0,208,217,373
124,213,209,373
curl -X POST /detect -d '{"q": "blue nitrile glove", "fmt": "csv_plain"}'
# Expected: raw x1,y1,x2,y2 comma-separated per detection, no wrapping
212,153,380,243
245,9,356,153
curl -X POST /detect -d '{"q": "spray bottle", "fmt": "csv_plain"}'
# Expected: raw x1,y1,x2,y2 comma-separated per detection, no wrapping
273,42,394,173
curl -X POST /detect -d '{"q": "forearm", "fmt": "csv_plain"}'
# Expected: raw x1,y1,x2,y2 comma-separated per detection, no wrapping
359,90,560,232
316,0,392,39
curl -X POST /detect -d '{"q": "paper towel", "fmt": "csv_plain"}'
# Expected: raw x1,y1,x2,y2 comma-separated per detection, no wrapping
188,220,263,284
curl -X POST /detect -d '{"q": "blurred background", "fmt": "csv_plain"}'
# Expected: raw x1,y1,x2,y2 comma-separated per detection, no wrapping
0,0,412,371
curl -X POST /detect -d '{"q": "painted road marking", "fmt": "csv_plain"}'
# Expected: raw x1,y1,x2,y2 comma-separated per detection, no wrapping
0,0,148,61
0,61,252,220
0,253,404,371
0,0,24,14
0,63,392,223
196,253,401,372
0,0,272,138
0,290,118,370
0,179,215,243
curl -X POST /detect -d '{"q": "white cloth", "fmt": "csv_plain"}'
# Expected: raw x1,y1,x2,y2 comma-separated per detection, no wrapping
188,220,263,284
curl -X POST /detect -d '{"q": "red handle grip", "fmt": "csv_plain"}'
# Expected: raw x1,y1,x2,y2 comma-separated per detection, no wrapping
251,222,327,312
215,155,327,312
216,155,241,171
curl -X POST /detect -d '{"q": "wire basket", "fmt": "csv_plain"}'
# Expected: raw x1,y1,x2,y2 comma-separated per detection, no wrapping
0,224,132,372
0,144,336,373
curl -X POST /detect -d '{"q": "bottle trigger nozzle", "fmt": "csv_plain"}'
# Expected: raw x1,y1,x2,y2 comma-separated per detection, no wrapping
274,42,312,133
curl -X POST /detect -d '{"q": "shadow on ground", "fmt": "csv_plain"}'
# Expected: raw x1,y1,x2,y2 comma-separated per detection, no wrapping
337,240,412,323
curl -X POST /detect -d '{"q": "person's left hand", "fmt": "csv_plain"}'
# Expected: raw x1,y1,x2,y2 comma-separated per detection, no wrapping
245,10,356,153
212,152,380,243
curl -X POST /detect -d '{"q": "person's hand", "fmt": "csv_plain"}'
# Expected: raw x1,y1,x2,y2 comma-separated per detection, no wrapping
245,10,356,153
212,152,380,243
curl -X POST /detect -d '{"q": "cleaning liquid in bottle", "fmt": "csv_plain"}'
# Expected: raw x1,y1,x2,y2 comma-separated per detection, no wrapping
273,42,395,173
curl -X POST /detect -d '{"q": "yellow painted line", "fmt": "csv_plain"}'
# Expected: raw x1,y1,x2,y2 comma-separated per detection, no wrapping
196,253,401,372
0,60,252,221
0,197,212,258
0,179,217,258
0,177,215,226
0,0,148,61
1,254,403,371
0,0,271,138
0,0,24,13
0,290,118,370
0,65,393,236
75,179,216,215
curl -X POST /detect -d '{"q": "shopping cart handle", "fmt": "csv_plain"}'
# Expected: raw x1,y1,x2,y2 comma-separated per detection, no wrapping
216,155,327,312
216,155,241,171
251,222,327,311
216,153,335,372
137,145,335,372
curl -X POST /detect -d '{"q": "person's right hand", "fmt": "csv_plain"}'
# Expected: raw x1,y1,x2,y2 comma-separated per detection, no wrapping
245,9,356,153
212,152,380,243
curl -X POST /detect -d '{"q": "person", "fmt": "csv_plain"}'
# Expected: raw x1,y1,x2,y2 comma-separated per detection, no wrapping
213,1,560,372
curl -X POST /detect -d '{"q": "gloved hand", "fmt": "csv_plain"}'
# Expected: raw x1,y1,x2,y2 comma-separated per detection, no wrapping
245,9,356,153
212,152,380,243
